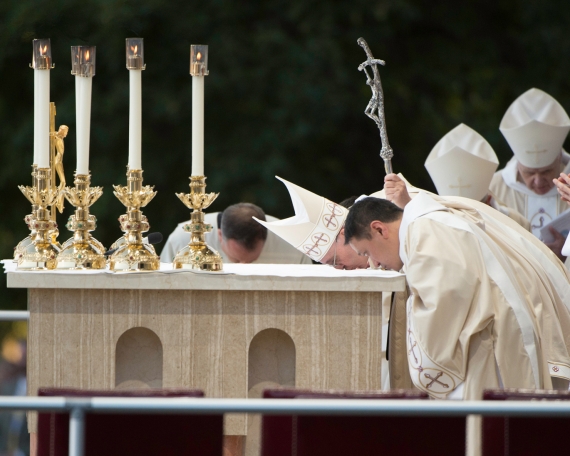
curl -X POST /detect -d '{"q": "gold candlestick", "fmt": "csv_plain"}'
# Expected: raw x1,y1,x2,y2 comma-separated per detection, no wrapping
14,103,67,261
56,173,106,269
16,168,60,270
14,166,39,260
109,168,159,271
173,175,223,271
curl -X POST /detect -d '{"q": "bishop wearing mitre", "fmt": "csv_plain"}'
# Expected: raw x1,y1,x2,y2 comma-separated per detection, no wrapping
259,173,570,454
259,175,570,397
346,178,570,456
490,88,570,262
425,123,529,229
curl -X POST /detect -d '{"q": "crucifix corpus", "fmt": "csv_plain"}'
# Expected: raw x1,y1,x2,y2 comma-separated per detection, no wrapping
357,37,394,175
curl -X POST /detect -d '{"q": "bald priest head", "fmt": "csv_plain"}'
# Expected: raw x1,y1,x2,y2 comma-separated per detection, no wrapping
218,203,268,263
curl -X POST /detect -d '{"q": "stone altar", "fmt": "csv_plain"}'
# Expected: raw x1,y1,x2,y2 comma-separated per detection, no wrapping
6,263,405,454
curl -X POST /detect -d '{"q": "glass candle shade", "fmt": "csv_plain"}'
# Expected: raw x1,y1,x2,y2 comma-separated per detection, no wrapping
126,38,145,70
71,46,96,77
32,39,52,70
190,45,208,76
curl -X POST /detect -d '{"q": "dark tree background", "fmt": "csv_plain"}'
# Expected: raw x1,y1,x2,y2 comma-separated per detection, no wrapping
2,0,570,328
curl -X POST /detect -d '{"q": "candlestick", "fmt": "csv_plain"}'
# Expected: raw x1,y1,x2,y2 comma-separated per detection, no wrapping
14,166,39,261
190,45,208,176
109,168,159,271
31,39,52,168
16,168,60,270
71,46,95,175
173,175,223,271
126,38,145,170
56,172,106,269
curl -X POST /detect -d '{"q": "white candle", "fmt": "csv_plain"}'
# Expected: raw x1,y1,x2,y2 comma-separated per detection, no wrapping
75,75,92,175
191,75,204,176
32,39,51,168
33,69,39,165
72,46,96,175
36,69,50,168
128,69,142,170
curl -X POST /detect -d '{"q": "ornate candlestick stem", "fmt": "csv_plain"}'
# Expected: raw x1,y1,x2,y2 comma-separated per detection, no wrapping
14,165,39,260
56,173,105,269
16,168,59,269
173,175,223,271
109,168,159,271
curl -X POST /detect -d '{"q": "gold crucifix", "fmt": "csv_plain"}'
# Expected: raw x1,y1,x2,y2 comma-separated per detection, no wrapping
49,102,68,219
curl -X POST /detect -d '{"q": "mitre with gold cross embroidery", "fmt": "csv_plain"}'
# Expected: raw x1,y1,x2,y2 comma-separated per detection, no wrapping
254,177,348,262
500,88,570,168
425,123,499,201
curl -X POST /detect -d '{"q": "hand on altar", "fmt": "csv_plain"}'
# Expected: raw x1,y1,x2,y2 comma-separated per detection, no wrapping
545,226,567,262
384,173,411,209
553,173,570,204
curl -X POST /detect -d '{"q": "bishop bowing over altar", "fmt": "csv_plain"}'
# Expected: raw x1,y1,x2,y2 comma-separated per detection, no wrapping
256,171,570,455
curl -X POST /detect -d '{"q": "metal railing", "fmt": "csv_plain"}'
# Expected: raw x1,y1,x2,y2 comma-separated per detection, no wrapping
3,396,570,456
0,310,29,321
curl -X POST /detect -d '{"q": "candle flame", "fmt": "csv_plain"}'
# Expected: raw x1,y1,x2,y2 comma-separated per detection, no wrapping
131,45,138,54
85,50,90,61
197,51,202,61
40,45,47,55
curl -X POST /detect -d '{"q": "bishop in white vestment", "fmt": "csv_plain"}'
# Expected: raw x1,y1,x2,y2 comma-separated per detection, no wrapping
489,88,570,262
426,123,529,229
346,187,570,454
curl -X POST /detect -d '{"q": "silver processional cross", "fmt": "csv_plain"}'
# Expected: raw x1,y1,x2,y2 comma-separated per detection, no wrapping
357,37,394,175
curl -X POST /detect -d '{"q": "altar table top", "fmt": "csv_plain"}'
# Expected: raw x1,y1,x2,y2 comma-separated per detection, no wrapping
3,261,405,292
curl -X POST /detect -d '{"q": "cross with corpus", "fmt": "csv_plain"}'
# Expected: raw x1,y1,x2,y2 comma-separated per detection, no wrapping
357,37,394,175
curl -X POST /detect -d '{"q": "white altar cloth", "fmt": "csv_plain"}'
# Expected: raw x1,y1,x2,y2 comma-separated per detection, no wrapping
3,260,406,292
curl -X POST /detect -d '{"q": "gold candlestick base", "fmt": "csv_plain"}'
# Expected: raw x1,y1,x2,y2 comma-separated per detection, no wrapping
13,214,36,261
56,173,106,269
16,168,60,270
109,169,160,272
173,176,223,271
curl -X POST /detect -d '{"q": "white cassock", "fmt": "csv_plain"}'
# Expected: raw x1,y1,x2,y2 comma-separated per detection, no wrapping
399,192,570,455
160,212,312,264
489,152,570,238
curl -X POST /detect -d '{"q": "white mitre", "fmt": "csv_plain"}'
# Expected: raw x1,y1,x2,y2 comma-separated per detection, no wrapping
425,123,499,201
500,88,570,168
254,177,348,262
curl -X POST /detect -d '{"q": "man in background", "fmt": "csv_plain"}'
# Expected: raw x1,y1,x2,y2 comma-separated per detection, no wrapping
490,88,570,261
161,202,312,264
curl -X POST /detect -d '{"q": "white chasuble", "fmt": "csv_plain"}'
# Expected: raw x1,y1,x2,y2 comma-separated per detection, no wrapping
489,152,570,239
400,192,570,403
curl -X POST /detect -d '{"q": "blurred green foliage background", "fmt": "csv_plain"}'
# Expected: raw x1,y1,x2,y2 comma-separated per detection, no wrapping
2,0,570,328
